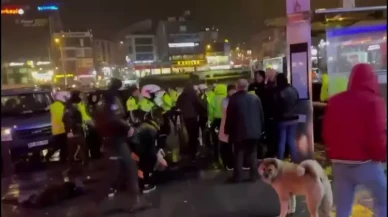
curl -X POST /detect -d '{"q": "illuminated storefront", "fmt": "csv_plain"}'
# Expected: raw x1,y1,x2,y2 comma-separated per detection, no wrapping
1,60,55,85
171,59,205,73
326,23,387,96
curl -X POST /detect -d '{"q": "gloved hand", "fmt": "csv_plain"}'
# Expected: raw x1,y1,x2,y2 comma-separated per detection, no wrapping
206,121,212,128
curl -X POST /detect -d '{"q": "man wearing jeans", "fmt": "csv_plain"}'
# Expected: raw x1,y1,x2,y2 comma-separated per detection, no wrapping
323,64,386,217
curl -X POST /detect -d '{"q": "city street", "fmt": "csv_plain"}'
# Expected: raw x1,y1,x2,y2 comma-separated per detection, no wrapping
1,144,379,217
1,166,310,217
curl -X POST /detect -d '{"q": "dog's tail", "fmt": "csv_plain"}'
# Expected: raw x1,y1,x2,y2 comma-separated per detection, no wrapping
299,160,325,180
319,183,334,217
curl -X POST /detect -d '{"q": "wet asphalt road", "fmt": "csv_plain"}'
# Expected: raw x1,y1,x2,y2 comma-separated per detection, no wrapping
1,161,311,217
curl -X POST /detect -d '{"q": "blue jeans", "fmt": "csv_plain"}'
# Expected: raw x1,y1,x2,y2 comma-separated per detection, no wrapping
333,162,387,217
277,121,298,162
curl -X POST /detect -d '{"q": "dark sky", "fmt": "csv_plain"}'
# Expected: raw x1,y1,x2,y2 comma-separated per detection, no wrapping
8,0,387,42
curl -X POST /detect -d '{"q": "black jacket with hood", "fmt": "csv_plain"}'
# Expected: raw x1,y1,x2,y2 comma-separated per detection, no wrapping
273,74,299,122
176,83,206,120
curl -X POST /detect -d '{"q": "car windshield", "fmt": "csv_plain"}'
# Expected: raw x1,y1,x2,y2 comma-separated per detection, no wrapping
1,93,52,116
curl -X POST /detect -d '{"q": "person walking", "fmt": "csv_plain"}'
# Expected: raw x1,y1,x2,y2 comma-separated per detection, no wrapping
273,74,299,162
176,83,206,162
224,79,265,183
323,64,386,217
94,78,150,211
219,84,237,171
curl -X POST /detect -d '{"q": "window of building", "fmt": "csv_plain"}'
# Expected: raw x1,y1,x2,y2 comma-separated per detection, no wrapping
135,53,154,61
65,60,76,73
64,38,80,47
65,50,77,58
135,46,153,53
84,49,93,58
179,25,187,32
134,38,153,45
83,38,91,47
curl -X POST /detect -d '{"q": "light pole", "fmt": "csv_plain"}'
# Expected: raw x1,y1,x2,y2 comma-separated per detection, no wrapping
54,38,67,86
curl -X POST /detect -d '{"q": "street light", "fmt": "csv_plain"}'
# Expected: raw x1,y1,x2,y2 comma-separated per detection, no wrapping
206,44,211,50
54,38,67,86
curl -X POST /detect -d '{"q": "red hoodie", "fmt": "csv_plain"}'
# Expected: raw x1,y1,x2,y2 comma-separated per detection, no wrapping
323,64,386,162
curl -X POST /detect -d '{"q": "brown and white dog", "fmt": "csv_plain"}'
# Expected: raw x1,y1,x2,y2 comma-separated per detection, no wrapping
258,158,332,217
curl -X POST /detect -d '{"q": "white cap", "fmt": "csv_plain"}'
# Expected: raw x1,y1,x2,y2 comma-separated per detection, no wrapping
54,91,70,102
198,84,208,90
141,84,161,98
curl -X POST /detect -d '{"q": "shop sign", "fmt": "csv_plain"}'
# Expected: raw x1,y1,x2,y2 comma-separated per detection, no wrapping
175,60,203,66
15,19,48,27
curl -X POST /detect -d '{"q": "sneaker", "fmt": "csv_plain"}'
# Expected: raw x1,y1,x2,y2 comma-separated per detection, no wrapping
142,184,156,194
243,167,250,171
226,166,234,171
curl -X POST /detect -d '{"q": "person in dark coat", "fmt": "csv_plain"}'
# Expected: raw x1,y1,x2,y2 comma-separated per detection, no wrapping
261,69,278,158
248,70,266,99
176,83,206,161
224,79,265,183
273,73,300,162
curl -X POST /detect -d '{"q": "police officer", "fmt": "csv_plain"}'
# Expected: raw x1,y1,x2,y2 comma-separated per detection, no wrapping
126,87,142,125
208,84,227,168
46,91,70,162
63,90,89,166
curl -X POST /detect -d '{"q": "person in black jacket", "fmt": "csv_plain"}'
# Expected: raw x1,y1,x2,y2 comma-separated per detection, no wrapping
62,90,88,166
225,79,265,183
94,78,150,211
176,83,206,161
273,73,299,162
248,70,266,99
262,69,278,158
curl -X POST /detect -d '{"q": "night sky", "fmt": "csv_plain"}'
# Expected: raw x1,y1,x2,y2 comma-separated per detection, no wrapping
6,0,387,42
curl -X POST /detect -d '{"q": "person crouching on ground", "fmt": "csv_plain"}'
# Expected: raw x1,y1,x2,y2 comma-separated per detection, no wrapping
218,84,236,171
323,63,387,217
129,107,168,194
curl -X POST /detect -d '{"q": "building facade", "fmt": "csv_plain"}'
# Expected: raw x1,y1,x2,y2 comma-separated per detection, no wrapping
156,17,205,73
125,34,158,63
52,31,94,85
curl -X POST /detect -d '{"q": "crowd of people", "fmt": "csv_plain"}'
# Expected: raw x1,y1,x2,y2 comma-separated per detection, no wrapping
46,63,387,215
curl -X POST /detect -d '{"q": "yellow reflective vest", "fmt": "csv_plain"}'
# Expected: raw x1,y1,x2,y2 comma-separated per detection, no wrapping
50,101,66,135
126,96,139,111
320,73,329,102
162,93,173,112
139,98,155,113
77,102,92,122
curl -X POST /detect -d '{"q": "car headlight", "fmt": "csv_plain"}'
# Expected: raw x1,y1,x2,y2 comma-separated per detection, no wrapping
1,128,13,142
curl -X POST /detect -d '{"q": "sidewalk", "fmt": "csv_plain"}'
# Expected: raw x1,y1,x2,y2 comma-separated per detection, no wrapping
315,144,376,217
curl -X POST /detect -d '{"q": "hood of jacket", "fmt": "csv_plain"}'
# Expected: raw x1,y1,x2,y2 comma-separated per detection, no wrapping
214,84,227,96
348,63,380,95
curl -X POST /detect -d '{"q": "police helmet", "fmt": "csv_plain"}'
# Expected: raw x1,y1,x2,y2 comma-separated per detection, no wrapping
54,91,70,103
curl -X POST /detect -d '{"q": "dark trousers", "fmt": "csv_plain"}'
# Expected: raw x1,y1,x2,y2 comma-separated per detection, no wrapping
220,141,234,168
138,153,157,188
264,119,278,158
210,118,222,163
46,133,68,162
86,126,102,159
158,113,171,150
233,139,259,181
110,137,139,194
183,118,199,160
67,134,89,166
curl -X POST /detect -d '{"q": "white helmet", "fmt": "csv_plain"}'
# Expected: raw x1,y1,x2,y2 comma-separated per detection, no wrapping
54,91,70,103
141,84,161,98
193,85,199,91
198,84,208,90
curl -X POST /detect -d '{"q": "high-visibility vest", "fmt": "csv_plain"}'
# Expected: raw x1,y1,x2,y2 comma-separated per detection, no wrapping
126,96,139,111
162,93,173,112
50,101,66,135
76,102,91,122
139,98,155,113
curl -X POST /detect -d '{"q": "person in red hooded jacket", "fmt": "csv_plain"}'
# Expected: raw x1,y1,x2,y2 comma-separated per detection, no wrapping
323,63,386,217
